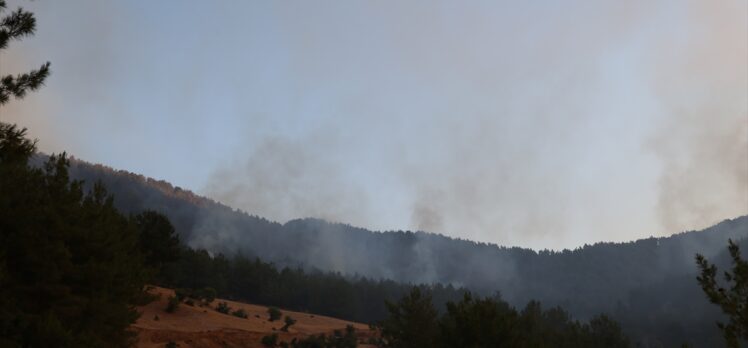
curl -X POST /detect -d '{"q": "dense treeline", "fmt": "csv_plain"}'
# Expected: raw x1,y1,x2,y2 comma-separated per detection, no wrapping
0,126,190,347
0,3,149,346
154,246,634,347
68,157,748,347
376,288,629,348
3,127,737,348
158,247,469,323
0,125,633,347
612,238,748,347
0,127,156,347
4,120,630,346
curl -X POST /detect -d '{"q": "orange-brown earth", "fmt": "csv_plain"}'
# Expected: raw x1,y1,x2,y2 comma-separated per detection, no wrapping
133,287,376,348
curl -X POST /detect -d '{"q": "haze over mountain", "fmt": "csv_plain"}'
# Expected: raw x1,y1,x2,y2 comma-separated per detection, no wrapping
4,0,746,250
2,1,746,347
61,156,747,346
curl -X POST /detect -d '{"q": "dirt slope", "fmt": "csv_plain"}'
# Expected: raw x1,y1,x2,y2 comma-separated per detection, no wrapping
133,287,376,348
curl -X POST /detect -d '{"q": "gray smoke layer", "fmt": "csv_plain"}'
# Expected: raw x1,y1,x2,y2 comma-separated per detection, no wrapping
201,0,748,249
1,0,746,249
647,0,748,234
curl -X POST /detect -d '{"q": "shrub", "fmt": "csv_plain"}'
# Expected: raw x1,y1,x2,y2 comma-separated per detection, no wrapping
174,288,189,301
261,333,278,347
341,325,358,348
286,326,357,348
231,308,248,319
216,301,231,314
174,287,217,306
268,306,282,321
281,315,297,332
289,334,327,348
198,287,217,303
166,295,180,313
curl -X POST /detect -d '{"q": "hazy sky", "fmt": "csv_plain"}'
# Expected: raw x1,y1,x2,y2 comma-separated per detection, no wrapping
1,0,746,249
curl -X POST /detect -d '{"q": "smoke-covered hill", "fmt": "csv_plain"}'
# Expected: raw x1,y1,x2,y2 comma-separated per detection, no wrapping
64,156,747,347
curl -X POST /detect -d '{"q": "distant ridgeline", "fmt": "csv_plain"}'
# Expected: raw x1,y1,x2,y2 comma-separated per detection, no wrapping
59,155,747,347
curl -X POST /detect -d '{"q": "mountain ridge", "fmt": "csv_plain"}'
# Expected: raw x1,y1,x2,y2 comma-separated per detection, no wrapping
60,154,744,252
47,154,748,347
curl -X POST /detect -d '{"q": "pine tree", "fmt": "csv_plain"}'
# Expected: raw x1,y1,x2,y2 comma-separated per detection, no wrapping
696,240,748,348
0,0,50,106
0,132,151,346
0,3,150,346
376,287,439,348
133,210,181,278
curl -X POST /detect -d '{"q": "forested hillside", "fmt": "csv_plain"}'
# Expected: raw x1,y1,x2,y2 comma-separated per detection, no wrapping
4,1,745,346
4,134,631,348
63,156,747,347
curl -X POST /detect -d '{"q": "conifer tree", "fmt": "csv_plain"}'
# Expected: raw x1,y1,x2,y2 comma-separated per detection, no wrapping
696,240,748,348
0,0,50,106
133,210,181,277
377,287,439,348
0,3,150,347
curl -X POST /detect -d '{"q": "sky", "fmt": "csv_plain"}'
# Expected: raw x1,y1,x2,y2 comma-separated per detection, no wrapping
1,0,746,250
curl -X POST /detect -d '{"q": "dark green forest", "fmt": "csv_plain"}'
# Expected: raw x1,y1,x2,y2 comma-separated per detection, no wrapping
0,127,148,346
375,288,629,348
65,155,748,347
0,123,632,347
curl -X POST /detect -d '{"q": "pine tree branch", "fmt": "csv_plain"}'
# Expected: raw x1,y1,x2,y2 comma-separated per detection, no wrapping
0,62,50,105
0,8,36,50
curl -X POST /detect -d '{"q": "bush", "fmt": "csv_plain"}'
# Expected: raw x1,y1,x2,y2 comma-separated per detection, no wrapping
286,326,357,348
166,295,180,313
216,301,231,314
261,333,278,347
231,308,248,319
175,287,217,305
197,287,217,303
268,306,282,321
165,341,178,348
281,315,297,332
174,288,189,301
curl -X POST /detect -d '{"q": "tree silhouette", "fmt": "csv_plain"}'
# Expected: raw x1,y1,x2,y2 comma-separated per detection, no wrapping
696,239,748,347
374,287,630,348
0,3,151,346
1,135,150,346
133,210,181,276
0,0,50,106
377,287,439,348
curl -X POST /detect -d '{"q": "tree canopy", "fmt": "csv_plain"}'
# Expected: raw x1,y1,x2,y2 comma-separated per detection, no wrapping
0,0,50,106
697,240,748,347
0,3,158,346
375,288,630,348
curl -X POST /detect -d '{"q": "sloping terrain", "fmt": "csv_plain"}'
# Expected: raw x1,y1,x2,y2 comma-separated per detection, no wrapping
60,156,747,346
65,157,747,310
134,287,375,348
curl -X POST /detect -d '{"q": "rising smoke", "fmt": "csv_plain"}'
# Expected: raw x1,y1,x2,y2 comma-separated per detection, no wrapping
1,0,746,249
202,0,747,248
